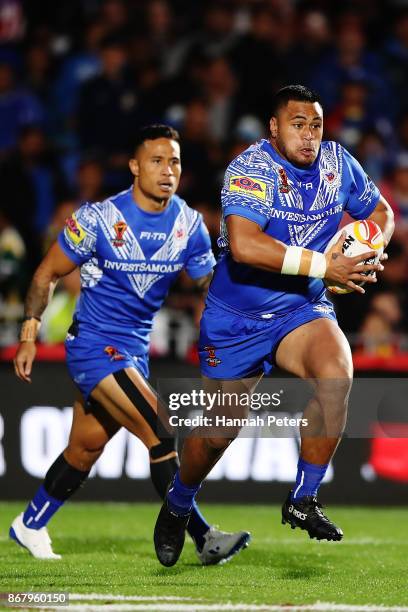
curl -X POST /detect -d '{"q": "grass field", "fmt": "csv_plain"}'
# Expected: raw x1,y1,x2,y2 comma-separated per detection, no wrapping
0,502,408,611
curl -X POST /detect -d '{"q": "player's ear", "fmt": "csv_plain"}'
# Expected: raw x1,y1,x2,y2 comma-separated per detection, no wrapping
129,158,139,177
269,116,277,139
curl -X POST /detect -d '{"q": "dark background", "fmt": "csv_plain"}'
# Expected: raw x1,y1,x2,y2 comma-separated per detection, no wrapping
1,359,407,505
1,0,408,505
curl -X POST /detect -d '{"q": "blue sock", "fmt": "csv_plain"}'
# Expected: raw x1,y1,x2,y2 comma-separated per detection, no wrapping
291,458,328,501
22,485,64,530
167,471,201,517
188,502,210,552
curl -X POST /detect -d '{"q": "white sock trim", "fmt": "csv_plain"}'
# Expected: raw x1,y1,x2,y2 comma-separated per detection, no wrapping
293,470,305,499
34,501,50,522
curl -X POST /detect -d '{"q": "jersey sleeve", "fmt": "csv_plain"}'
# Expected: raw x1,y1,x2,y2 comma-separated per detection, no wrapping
343,147,380,220
221,155,274,229
57,203,98,266
184,214,216,280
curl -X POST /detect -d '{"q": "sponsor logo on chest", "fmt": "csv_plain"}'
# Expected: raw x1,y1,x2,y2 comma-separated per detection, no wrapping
140,231,167,241
65,213,86,244
229,175,267,201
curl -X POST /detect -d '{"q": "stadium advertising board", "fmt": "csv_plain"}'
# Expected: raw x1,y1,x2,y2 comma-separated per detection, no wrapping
1,361,408,504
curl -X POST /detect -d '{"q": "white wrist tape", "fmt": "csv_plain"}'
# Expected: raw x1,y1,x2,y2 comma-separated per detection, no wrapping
281,246,327,279
309,251,327,279
20,318,41,342
281,246,303,275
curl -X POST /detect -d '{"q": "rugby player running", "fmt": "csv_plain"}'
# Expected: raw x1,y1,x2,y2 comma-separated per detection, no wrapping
154,86,394,566
12,124,250,564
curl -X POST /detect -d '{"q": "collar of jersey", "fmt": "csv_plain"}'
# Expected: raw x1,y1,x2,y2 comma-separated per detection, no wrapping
115,186,176,217
261,139,321,182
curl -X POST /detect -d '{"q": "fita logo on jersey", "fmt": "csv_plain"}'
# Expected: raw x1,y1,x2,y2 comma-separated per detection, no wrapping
229,175,267,201
112,221,128,247
204,345,221,367
278,168,291,193
104,346,125,361
65,213,86,244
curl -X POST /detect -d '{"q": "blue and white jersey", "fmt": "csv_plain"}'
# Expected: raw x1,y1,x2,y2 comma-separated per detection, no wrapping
58,187,215,353
209,139,380,316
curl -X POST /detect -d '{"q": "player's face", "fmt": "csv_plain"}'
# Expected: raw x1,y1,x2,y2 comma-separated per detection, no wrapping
269,101,323,167
130,138,181,203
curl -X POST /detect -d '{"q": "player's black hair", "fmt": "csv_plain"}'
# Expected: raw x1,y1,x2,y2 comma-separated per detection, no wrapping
271,85,322,116
134,124,180,152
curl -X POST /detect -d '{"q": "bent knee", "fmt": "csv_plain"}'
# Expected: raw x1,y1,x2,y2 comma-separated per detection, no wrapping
206,436,234,451
316,354,353,384
314,367,353,404
65,441,106,471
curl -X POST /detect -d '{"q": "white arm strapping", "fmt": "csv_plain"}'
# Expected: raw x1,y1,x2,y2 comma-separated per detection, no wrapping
309,251,327,279
281,246,327,279
281,246,303,275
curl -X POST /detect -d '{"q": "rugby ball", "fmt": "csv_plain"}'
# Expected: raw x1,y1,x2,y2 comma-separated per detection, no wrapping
324,220,384,294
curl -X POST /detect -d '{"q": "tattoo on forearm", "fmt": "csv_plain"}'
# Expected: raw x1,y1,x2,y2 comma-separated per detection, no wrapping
25,272,55,319
331,253,339,260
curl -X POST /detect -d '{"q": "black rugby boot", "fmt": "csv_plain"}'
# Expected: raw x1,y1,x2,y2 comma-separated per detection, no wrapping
154,501,191,566
281,491,343,541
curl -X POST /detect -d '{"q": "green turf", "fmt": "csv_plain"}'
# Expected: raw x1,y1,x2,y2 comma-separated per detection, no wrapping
0,502,407,607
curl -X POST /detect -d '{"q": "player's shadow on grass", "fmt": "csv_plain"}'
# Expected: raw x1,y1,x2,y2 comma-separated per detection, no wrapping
56,536,148,555
149,566,191,577
279,566,326,580
266,550,332,580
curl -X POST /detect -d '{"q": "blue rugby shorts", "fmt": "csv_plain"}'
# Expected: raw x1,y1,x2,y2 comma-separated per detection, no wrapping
65,324,149,399
199,297,337,379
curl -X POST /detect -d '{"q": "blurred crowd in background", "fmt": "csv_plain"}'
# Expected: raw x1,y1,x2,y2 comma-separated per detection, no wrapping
1,0,408,361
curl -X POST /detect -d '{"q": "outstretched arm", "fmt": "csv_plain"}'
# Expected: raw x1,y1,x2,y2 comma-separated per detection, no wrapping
14,242,77,382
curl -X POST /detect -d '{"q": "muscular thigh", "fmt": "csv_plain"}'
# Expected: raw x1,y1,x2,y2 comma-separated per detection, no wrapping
200,375,262,444
275,318,353,380
203,375,262,417
90,367,164,449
